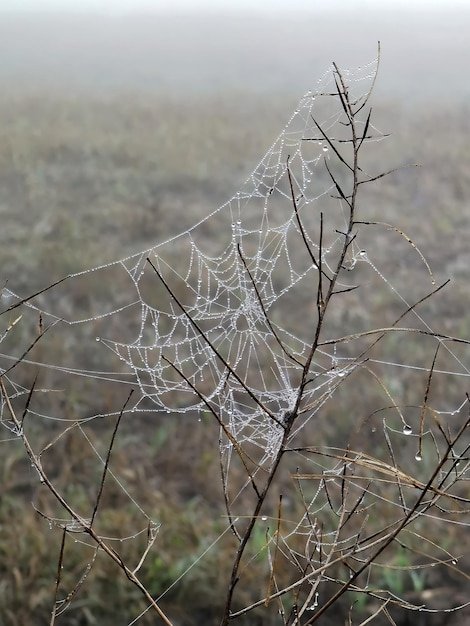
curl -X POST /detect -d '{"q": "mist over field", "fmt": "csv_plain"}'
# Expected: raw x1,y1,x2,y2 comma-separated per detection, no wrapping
0,8,468,98
1,5,468,275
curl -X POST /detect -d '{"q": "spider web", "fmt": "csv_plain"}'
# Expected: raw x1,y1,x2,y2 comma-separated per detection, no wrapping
3,54,470,623
1,54,468,472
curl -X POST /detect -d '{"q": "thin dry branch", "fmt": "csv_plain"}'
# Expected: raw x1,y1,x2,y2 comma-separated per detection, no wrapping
416,344,440,462
50,528,67,626
91,389,134,525
355,220,435,283
302,404,470,624
237,243,303,366
0,274,69,315
0,377,175,626
318,326,470,347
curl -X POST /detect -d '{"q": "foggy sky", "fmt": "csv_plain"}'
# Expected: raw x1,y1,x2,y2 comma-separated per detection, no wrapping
1,0,469,13
1,0,468,100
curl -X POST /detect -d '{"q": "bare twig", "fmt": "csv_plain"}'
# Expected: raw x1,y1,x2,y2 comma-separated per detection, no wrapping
91,389,134,525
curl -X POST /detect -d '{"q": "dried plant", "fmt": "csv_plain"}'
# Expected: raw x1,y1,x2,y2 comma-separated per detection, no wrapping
1,47,470,625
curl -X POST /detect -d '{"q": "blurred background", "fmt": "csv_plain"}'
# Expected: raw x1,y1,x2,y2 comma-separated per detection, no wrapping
1,0,469,284
0,0,469,97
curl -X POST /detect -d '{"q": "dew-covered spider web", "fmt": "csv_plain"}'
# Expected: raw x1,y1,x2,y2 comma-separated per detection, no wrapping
1,54,469,470
2,53,470,623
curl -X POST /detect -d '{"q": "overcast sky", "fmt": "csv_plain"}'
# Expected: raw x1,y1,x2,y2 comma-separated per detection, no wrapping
1,0,469,12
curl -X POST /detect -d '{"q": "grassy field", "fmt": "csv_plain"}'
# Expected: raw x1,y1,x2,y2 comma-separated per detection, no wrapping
1,10,470,626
